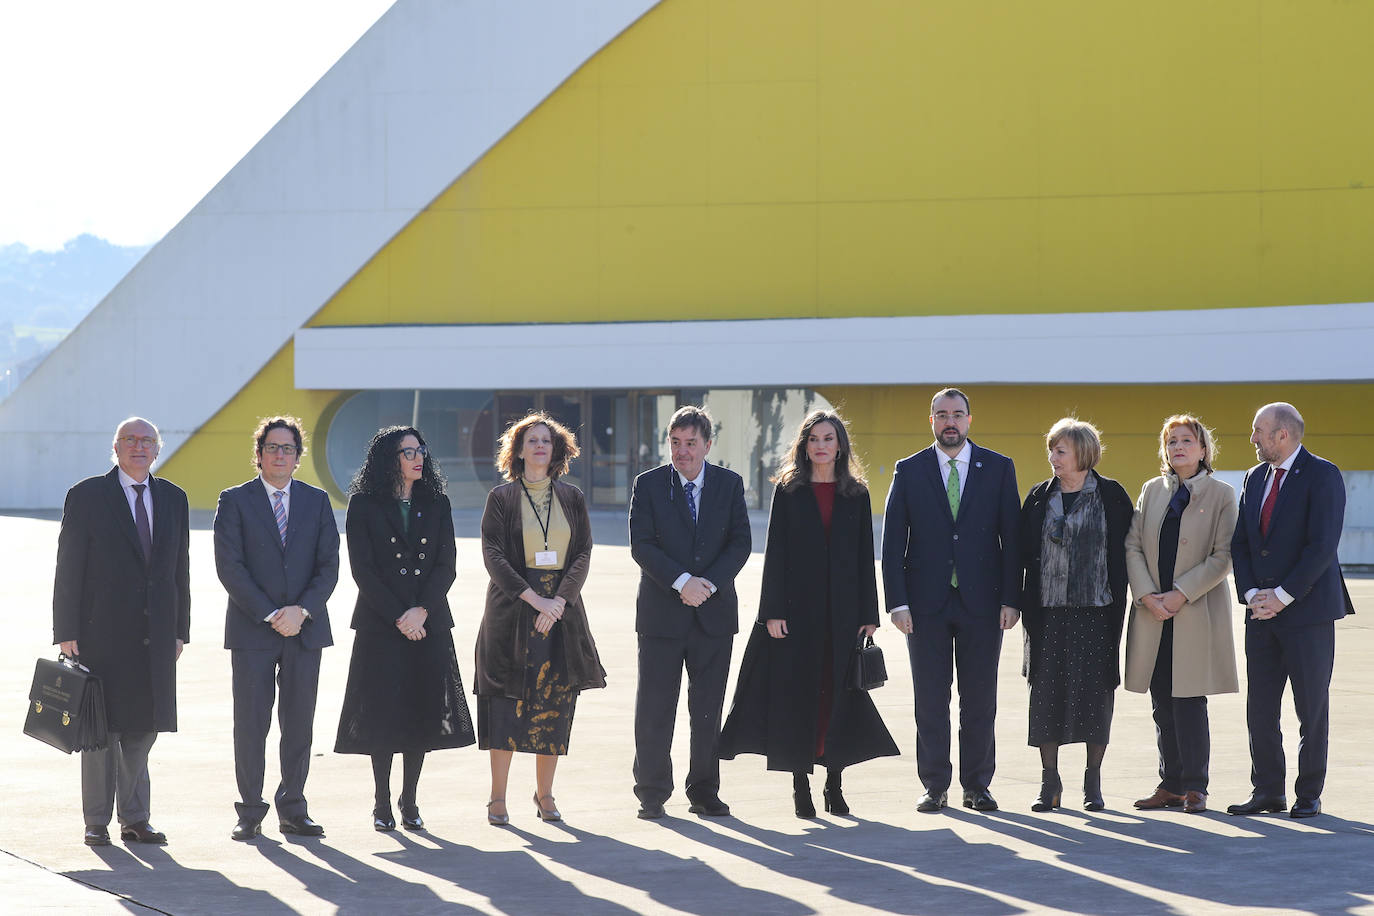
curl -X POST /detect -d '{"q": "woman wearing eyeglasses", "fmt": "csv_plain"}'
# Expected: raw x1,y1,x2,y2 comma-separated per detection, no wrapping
334,426,475,831
1018,418,1133,812
1122,416,1237,815
474,413,605,825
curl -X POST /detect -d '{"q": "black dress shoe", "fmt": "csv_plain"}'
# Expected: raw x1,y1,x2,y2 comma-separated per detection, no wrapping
793,773,816,818
400,806,425,831
231,818,262,842
84,825,111,847
686,793,731,817
916,791,948,813
637,802,665,820
962,788,999,812
120,822,167,845
1226,794,1288,816
1290,797,1321,819
279,815,325,837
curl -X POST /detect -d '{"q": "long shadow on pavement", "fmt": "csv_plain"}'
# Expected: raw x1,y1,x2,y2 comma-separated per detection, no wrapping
64,843,293,915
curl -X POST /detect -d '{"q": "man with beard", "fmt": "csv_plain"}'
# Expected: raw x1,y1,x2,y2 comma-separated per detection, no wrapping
881,388,1021,812
1227,402,1353,819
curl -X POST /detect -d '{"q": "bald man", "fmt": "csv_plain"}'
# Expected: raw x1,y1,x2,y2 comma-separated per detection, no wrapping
1227,403,1353,819
54,417,190,846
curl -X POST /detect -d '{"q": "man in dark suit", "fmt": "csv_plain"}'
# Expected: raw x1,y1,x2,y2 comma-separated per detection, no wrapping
214,416,339,840
54,417,190,847
881,388,1021,813
1227,402,1352,819
629,406,751,819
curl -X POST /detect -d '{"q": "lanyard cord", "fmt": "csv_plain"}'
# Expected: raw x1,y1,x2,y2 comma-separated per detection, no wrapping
518,478,552,550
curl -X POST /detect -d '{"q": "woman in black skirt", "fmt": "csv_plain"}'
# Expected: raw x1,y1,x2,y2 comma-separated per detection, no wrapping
719,409,898,817
1019,418,1132,812
335,426,475,831
473,413,605,825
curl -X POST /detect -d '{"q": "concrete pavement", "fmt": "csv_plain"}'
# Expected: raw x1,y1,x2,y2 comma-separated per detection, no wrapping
2,512,1372,915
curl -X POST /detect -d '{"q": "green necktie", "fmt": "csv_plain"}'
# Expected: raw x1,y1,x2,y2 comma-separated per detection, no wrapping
947,458,960,586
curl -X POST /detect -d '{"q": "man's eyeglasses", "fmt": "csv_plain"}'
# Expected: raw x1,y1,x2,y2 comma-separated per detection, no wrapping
398,446,428,461
117,436,158,449
262,443,300,456
933,411,968,423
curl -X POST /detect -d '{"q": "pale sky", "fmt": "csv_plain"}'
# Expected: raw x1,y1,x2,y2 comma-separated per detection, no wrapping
0,0,396,251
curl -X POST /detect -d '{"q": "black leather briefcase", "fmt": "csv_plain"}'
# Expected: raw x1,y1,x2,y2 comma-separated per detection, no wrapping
23,656,109,754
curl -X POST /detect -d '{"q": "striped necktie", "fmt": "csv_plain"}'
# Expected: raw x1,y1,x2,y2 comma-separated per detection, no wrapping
272,489,288,546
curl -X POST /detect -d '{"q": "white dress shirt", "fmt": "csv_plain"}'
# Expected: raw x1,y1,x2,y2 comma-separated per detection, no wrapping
117,468,154,539
672,464,715,593
259,476,308,622
1244,447,1300,607
891,441,972,616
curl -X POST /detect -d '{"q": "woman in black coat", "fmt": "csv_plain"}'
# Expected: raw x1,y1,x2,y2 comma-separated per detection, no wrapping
1019,418,1133,813
334,426,475,831
720,410,898,817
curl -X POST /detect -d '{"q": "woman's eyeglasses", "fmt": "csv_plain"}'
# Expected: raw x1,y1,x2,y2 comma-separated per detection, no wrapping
397,446,428,461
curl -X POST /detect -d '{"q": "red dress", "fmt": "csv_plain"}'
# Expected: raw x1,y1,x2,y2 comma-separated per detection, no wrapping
812,482,837,756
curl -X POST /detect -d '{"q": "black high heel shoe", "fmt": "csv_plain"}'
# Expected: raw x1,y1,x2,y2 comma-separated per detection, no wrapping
793,773,816,818
1031,769,1062,812
373,804,396,832
1083,768,1104,811
823,769,849,815
400,804,424,831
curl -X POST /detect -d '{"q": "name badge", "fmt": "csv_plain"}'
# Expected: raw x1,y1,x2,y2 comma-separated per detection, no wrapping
535,550,558,567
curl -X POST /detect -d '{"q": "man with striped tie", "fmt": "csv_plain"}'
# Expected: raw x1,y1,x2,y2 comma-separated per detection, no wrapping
214,416,339,840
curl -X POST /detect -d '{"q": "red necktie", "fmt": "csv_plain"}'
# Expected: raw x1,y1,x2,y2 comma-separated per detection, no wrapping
1259,467,1285,537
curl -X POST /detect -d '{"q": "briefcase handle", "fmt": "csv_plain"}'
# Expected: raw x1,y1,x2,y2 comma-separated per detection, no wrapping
57,653,91,674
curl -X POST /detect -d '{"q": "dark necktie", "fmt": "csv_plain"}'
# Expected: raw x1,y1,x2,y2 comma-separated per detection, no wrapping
273,489,288,546
132,483,153,562
684,480,698,523
1259,467,1285,537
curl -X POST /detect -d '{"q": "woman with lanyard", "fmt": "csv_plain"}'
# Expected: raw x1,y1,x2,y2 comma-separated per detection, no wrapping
474,413,606,824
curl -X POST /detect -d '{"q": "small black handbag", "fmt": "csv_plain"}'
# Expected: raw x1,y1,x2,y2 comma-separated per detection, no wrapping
847,634,887,691
24,655,109,754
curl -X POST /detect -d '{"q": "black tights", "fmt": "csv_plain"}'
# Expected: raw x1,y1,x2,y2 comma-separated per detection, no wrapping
372,751,425,809
1038,743,1107,772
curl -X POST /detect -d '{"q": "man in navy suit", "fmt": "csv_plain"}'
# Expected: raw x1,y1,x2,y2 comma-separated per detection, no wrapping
1227,403,1353,819
214,417,339,840
881,388,1021,812
629,406,751,819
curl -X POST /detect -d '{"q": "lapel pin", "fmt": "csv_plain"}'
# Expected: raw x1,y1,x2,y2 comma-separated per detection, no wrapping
975,462,983,468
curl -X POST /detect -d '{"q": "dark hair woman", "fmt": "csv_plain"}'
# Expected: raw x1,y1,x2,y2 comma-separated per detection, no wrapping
334,426,475,831
719,409,899,817
474,413,606,825
1019,418,1133,812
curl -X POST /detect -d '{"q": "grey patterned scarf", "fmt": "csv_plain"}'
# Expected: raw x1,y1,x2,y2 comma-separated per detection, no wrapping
1039,473,1111,608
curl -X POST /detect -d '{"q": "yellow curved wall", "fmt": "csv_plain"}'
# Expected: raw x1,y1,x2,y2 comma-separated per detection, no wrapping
314,0,1374,327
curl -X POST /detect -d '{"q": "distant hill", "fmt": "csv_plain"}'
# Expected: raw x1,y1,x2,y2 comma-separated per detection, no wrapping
1,235,151,396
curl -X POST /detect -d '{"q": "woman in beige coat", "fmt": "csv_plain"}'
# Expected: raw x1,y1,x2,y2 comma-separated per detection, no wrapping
1124,415,1238,814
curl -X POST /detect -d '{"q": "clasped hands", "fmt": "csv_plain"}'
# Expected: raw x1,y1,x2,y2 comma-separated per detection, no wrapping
523,590,568,634
395,606,429,641
679,576,715,608
271,605,308,637
1247,588,1284,620
1140,590,1186,623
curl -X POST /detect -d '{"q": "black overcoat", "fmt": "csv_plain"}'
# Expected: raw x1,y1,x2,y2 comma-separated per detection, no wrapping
345,490,456,632
52,468,191,733
719,483,899,772
1019,470,1134,685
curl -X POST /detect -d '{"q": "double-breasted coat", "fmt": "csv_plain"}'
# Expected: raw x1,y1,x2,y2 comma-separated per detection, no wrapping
1123,472,1239,696
345,490,455,632
719,483,898,772
52,468,191,733
474,480,606,699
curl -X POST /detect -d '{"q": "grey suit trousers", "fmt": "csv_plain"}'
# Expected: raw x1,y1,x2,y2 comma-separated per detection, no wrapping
82,730,157,827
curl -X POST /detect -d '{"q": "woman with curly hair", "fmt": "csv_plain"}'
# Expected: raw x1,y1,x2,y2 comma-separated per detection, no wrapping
334,426,475,831
719,409,898,817
474,412,605,825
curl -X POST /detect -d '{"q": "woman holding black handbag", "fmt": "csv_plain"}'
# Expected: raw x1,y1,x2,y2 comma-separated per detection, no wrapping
720,410,898,817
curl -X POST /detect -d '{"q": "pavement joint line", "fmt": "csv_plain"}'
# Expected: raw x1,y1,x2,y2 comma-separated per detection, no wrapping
1,847,168,914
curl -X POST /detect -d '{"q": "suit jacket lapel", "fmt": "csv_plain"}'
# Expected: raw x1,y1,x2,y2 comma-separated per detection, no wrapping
102,468,145,560
284,479,307,552
250,480,286,554
671,466,696,533
1268,447,1307,536
1247,464,1267,535
149,476,172,565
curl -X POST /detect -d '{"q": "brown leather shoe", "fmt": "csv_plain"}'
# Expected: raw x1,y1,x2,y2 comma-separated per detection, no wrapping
1183,791,1208,814
1134,788,1186,810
